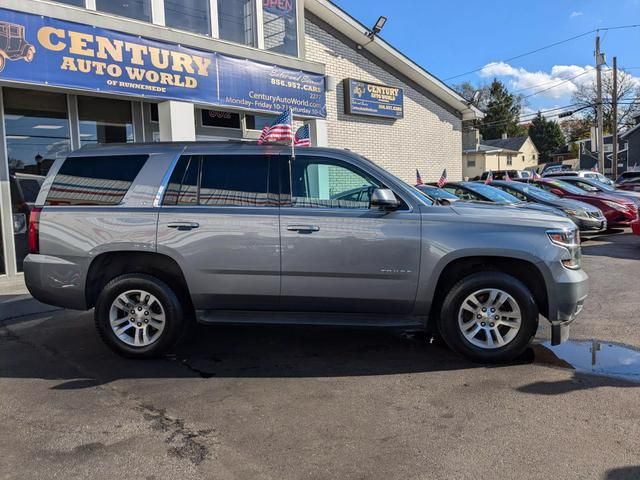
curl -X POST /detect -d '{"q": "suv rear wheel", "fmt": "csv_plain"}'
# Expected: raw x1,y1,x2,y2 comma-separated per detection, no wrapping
438,271,538,363
95,274,186,358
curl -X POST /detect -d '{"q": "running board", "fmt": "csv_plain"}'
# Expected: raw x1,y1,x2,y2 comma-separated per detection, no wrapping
195,310,425,328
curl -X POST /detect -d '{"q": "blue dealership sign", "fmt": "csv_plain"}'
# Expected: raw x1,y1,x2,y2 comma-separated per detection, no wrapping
344,78,403,119
0,8,326,118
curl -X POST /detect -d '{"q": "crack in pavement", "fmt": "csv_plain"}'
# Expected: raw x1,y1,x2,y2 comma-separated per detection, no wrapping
139,403,217,465
0,314,218,467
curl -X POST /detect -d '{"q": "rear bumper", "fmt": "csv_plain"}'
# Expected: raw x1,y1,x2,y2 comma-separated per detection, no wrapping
23,254,88,310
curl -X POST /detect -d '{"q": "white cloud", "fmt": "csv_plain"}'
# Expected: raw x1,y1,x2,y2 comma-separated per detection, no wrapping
479,61,598,101
570,11,583,18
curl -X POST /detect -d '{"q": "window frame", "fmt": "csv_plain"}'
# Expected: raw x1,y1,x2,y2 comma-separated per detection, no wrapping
56,0,301,57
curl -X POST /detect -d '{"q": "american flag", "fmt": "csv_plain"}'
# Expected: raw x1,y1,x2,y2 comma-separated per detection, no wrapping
416,169,424,185
532,171,541,180
504,171,512,182
437,168,447,188
485,170,493,184
294,124,311,147
257,109,293,144
591,163,599,172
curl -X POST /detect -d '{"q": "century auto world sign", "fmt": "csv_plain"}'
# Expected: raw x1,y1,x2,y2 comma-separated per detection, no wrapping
0,8,326,118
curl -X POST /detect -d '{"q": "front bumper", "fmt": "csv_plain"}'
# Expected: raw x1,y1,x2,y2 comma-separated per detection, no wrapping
573,215,606,232
544,264,589,346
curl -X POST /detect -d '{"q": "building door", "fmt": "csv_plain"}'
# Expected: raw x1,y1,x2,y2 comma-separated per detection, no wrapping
278,155,421,315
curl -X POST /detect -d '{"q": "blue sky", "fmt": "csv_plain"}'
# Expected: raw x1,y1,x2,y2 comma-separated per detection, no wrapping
333,0,640,117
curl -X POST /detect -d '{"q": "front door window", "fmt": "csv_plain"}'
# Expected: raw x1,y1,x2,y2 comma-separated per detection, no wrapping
288,157,380,209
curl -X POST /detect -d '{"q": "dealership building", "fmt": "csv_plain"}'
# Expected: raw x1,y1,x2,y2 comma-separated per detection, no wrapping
0,0,481,280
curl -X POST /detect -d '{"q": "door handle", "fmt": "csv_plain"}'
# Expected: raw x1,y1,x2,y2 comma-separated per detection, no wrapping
167,222,200,231
287,224,320,233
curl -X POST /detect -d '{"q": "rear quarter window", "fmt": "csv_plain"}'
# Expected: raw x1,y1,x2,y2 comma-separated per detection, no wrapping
45,155,148,206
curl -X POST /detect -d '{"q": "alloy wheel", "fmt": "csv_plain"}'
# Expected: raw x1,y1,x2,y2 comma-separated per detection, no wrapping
457,288,522,350
108,289,166,347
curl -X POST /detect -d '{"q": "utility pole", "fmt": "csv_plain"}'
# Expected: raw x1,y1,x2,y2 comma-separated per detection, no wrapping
595,36,605,174
612,56,618,180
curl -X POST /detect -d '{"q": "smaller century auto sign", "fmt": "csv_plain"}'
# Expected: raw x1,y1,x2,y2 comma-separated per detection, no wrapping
344,78,404,119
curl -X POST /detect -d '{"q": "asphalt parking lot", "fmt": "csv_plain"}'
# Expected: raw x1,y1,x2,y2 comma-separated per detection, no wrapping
1,230,640,480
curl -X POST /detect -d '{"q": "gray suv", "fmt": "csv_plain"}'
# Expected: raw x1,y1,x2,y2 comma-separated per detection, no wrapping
24,143,588,362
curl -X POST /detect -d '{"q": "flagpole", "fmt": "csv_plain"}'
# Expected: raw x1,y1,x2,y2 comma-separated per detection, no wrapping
289,108,294,205
290,108,295,160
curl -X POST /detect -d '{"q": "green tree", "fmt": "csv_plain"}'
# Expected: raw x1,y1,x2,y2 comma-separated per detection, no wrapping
452,81,491,111
528,112,565,163
479,79,525,139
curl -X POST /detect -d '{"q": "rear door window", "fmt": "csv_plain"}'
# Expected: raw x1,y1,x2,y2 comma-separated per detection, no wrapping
200,155,275,207
163,155,276,207
45,155,148,206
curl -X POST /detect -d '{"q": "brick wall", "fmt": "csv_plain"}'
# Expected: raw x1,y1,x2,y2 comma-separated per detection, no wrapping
304,16,463,183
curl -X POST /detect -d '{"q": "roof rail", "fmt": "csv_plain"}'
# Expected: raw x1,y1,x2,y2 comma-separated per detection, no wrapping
78,139,270,149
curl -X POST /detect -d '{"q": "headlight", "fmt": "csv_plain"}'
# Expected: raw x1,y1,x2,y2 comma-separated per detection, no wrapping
602,200,629,212
563,208,577,216
547,228,581,269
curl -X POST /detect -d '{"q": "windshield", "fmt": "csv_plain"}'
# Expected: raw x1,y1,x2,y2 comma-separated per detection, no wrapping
416,185,459,200
517,184,560,201
589,180,615,191
546,179,590,195
466,183,521,203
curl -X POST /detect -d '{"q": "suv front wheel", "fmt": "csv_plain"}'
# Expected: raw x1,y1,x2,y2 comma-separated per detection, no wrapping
438,271,538,363
95,274,187,358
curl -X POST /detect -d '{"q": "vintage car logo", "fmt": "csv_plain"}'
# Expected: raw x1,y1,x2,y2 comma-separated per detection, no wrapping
0,21,36,73
352,83,365,98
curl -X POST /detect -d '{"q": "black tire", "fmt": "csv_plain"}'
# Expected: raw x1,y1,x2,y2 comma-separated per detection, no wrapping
95,273,186,358
437,271,538,363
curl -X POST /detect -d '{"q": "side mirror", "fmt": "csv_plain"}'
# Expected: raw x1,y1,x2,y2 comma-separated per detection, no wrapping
370,188,400,210
550,188,564,196
438,198,452,206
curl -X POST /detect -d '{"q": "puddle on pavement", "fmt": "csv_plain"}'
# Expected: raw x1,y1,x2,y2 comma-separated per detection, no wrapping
534,340,640,384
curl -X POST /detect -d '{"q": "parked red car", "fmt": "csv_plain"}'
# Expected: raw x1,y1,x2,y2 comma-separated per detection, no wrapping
524,178,639,228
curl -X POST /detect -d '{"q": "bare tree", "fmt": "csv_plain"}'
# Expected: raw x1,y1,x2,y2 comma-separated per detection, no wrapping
572,68,640,133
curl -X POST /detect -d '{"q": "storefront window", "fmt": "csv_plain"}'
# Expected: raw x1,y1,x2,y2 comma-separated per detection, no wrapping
3,88,70,272
263,0,298,56
165,0,212,35
201,109,241,129
148,103,160,142
218,0,255,46
95,0,152,22
246,114,276,131
78,97,134,146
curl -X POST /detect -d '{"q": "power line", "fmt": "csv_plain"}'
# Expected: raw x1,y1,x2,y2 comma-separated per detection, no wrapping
476,104,581,129
444,24,640,82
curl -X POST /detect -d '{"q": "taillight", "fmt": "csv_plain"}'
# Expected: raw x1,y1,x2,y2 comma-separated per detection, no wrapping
28,207,42,254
